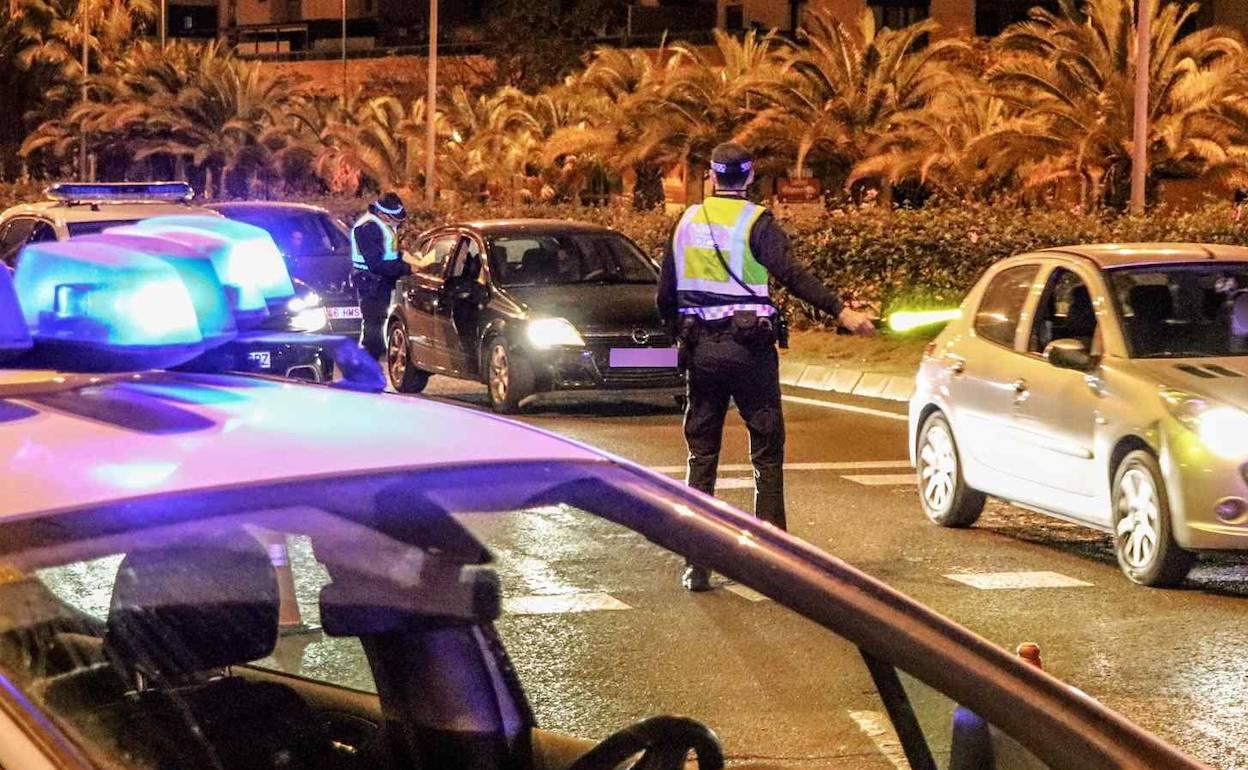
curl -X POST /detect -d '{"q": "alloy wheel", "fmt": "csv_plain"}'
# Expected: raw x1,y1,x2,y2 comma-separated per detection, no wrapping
489,345,509,404
919,423,957,515
1116,468,1160,569
387,326,407,387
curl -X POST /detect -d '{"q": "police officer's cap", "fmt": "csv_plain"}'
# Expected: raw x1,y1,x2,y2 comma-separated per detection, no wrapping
710,143,753,177
373,191,407,221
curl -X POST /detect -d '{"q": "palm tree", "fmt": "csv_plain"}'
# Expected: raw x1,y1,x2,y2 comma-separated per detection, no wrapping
633,29,786,200
744,7,968,188
545,45,668,208
981,0,1248,209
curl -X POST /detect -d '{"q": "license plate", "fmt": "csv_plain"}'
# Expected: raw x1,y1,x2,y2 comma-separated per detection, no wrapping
327,305,362,320
248,351,272,369
609,347,678,368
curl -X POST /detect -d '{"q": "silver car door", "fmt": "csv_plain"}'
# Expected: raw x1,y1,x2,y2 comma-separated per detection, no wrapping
1008,262,1108,521
945,263,1043,479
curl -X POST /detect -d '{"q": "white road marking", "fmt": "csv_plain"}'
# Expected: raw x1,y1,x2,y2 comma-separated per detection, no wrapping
715,478,755,490
651,461,911,475
724,583,770,602
782,394,909,422
504,593,633,615
842,474,916,487
943,571,1093,590
848,710,912,770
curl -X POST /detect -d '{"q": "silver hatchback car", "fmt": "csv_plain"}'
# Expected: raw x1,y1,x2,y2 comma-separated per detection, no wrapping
910,243,1248,587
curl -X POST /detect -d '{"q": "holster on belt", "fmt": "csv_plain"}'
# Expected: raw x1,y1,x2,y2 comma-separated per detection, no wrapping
675,316,698,373
350,269,388,299
731,311,777,347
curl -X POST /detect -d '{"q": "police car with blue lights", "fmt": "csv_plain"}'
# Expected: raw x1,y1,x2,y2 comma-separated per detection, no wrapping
0,216,1212,769
0,183,335,380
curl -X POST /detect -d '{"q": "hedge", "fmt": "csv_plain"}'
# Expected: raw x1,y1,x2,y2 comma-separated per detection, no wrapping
7,183,1248,328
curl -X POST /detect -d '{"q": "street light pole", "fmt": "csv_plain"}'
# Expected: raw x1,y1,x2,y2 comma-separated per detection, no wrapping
424,0,437,207
160,0,167,48
79,5,88,181
340,0,348,102
1130,0,1151,215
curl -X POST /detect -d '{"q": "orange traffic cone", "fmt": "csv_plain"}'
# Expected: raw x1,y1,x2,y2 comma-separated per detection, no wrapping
254,530,319,637
1016,642,1043,669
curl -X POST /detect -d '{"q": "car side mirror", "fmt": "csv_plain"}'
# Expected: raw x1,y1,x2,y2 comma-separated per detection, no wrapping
1046,338,1097,372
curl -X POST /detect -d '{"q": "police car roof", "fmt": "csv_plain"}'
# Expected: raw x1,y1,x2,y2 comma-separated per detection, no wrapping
1,200,218,226
0,371,605,520
207,201,335,216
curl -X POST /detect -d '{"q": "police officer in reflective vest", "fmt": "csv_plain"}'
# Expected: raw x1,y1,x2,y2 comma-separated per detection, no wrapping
658,143,876,591
351,192,412,359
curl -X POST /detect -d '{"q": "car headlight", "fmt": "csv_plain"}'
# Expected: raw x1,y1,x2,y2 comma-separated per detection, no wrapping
287,292,327,333
526,318,585,348
1162,389,1248,459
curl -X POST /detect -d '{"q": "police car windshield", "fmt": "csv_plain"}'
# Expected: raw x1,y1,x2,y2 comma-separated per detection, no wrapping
67,220,140,237
216,209,350,258
489,233,656,287
1107,263,1248,358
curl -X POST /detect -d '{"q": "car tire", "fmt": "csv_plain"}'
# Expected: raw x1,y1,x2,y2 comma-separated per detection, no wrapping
916,412,985,528
386,321,430,394
486,338,533,414
1112,450,1195,587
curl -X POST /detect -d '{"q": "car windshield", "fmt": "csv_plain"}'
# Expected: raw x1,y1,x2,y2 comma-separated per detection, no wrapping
489,233,656,287
1108,262,1248,358
217,209,350,258
67,220,140,236
0,463,1072,770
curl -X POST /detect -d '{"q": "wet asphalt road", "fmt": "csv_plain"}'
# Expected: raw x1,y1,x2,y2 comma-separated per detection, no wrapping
411,377,1248,769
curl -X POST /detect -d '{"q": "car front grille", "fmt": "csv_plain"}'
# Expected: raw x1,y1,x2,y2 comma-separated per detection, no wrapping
581,331,681,388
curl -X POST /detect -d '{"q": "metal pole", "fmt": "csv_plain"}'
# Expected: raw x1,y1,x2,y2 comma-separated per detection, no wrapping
79,5,88,181
341,0,347,101
424,0,437,206
160,0,167,47
1130,0,1151,214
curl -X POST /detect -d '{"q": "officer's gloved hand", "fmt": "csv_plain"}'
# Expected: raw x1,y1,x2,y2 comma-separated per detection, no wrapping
838,308,877,336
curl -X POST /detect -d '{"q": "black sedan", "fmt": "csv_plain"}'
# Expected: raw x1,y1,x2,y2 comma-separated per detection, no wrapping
386,219,682,412
208,201,362,337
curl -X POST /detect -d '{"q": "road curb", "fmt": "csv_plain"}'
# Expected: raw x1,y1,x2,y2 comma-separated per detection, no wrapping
779,361,915,403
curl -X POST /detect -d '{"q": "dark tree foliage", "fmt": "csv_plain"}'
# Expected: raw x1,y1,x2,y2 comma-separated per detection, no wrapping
480,0,628,92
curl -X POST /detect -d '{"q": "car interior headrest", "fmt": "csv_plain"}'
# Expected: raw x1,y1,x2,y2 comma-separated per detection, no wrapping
1129,285,1174,322
105,530,279,679
521,247,556,277
318,564,501,637
1064,285,1096,335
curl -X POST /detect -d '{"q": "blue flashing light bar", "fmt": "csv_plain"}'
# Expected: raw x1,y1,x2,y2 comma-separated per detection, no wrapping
83,233,238,348
14,240,206,372
130,216,295,307
109,224,271,328
0,267,33,362
46,181,194,203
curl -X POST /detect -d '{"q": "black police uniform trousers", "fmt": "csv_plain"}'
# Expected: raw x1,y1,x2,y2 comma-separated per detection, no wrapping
683,323,786,532
355,274,393,360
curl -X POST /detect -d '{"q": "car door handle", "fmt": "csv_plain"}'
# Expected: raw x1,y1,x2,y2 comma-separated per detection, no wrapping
1013,379,1028,393
949,359,965,375
1013,379,1030,405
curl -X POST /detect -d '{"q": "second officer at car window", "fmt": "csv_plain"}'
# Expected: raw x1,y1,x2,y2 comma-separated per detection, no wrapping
658,142,876,592
351,192,412,359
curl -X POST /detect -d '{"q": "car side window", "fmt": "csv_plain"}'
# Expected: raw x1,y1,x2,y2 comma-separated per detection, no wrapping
0,218,35,267
975,265,1039,348
28,221,56,244
448,238,486,285
1030,268,1099,354
412,234,461,277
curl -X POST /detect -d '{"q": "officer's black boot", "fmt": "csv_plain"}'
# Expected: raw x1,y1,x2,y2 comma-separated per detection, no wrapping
682,562,711,592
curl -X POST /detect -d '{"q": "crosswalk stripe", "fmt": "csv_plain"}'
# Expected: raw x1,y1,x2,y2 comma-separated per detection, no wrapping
848,710,913,770
651,460,911,475
943,571,1093,589
724,583,770,602
782,394,909,422
503,593,632,615
715,478,755,490
842,474,916,486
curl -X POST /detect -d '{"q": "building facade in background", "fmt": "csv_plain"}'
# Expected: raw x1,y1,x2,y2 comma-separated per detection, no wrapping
189,0,1248,56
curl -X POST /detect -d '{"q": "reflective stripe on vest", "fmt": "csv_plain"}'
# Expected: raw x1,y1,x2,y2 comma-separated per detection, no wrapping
350,212,399,270
673,197,769,300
